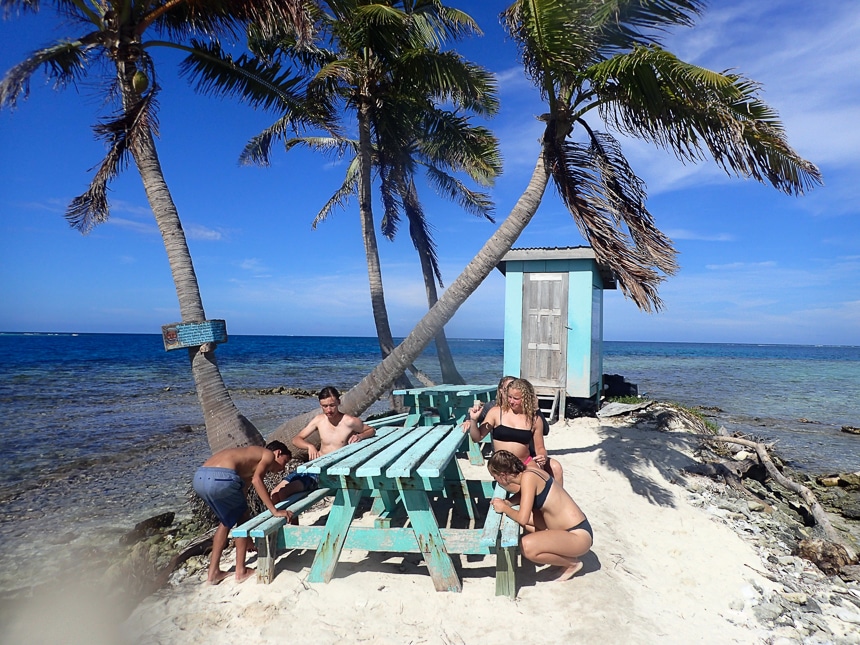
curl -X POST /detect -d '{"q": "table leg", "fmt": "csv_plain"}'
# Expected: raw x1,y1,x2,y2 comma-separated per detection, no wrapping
371,489,400,528
398,486,462,592
307,487,363,584
495,541,517,598
467,435,485,465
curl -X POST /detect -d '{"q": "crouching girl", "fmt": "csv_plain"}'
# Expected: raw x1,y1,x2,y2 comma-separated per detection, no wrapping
488,450,593,581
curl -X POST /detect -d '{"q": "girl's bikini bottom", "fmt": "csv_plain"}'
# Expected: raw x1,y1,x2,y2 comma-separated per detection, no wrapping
566,517,593,539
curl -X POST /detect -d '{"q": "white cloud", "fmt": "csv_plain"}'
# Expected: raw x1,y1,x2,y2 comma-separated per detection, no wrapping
665,229,733,242
705,261,777,271
107,217,158,235
186,224,223,241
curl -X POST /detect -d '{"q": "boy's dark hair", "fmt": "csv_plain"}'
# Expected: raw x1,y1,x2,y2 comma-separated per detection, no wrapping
266,440,291,458
318,386,340,400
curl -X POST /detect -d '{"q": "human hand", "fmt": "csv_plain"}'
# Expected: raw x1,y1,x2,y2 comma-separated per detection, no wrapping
307,446,320,460
491,497,511,513
348,434,360,444
468,401,484,420
275,509,294,522
533,454,547,467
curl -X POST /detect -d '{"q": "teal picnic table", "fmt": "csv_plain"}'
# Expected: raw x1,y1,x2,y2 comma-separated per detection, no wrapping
395,384,497,464
295,421,519,594
234,386,521,596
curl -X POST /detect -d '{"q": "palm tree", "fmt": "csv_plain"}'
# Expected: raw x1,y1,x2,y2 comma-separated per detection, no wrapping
302,88,502,385
270,0,821,438
374,97,501,385
185,0,498,389
0,0,312,453
309,0,496,391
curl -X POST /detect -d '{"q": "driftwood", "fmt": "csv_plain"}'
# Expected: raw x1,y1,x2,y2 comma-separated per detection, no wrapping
707,435,857,562
684,459,773,511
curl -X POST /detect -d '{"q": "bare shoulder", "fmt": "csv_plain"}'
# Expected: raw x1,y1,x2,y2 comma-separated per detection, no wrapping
342,414,365,430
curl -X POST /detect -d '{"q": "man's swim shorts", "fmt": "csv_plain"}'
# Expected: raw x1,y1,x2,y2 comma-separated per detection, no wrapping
193,466,247,528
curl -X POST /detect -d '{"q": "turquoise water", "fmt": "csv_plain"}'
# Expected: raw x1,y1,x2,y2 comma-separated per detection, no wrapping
0,333,857,590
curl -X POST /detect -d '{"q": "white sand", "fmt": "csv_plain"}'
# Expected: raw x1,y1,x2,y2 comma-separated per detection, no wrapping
118,416,777,644
8,416,777,645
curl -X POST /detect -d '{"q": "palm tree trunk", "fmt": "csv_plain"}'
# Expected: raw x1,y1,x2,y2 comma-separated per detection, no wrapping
270,145,551,441
122,71,262,453
356,98,412,392
410,215,465,384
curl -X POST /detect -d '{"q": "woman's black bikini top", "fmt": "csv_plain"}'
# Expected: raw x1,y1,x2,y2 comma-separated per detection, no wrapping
491,423,533,446
531,470,553,510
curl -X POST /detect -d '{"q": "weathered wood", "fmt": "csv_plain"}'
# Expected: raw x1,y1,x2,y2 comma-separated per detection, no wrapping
708,435,856,561
416,425,463,478
308,487,364,584
230,487,333,584
231,488,332,539
398,485,461,592
386,425,450,477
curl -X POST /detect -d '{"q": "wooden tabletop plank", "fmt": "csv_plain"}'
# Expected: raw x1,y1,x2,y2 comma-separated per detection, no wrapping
384,424,451,478
323,426,423,476
353,425,436,477
416,425,468,478
298,425,404,475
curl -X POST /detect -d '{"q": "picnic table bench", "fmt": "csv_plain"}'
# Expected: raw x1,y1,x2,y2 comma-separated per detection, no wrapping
232,387,522,596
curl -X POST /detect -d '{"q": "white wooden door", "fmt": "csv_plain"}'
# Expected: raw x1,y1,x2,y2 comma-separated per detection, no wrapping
520,273,567,388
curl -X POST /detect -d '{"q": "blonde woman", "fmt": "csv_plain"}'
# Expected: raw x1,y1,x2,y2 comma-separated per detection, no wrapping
488,450,592,581
468,377,563,485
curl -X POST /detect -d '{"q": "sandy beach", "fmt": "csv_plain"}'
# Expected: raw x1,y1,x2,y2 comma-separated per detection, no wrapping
118,414,786,645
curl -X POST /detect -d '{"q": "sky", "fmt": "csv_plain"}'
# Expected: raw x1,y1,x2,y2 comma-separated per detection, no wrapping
1,1,858,346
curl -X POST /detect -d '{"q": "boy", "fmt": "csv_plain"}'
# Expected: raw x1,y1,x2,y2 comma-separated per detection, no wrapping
271,386,375,502
193,441,293,584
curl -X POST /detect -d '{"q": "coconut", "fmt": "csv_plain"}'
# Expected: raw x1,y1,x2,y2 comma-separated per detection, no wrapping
132,70,148,93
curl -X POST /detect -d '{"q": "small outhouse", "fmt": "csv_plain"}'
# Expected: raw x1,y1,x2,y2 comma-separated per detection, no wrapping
496,246,616,420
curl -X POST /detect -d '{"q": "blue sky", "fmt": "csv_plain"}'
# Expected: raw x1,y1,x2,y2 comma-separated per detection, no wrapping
1,1,858,345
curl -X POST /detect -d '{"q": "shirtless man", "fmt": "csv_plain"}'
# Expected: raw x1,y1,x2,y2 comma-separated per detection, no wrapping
193,441,293,584
271,386,375,502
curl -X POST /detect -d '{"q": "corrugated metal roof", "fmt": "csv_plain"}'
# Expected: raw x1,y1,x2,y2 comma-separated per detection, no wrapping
496,246,616,289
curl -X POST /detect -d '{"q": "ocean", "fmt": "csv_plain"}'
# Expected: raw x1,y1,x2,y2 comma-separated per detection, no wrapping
0,333,858,591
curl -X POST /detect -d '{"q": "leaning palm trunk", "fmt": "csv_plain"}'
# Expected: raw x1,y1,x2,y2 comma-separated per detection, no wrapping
120,71,263,453
270,148,550,441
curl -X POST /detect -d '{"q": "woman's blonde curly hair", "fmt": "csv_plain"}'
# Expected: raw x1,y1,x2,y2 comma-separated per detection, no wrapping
503,378,537,420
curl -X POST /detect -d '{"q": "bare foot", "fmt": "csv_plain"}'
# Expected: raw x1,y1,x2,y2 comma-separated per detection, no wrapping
206,570,231,585
236,568,255,583
555,560,583,582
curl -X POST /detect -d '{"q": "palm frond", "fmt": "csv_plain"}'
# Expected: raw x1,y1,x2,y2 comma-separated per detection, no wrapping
66,91,158,233
179,40,325,121
147,0,313,47
377,159,406,240
0,37,97,109
396,49,499,116
503,0,596,97
1,0,39,18
587,45,822,195
591,0,703,53
545,127,674,312
407,0,482,48
424,165,495,220
313,155,360,228
417,110,501,184
582,124,677,272
402,181,444,288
